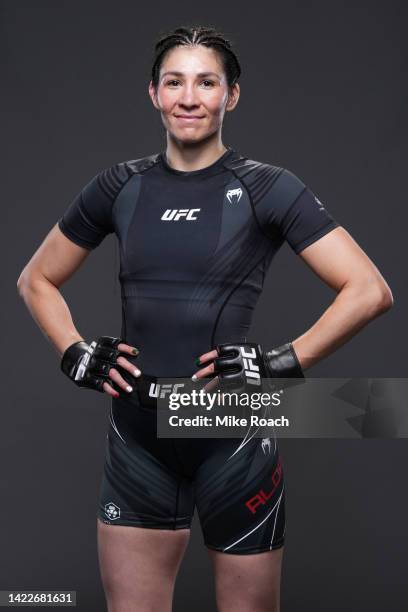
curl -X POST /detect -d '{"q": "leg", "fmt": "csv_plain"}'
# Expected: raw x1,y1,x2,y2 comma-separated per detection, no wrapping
209,546,284,612
97,520,190,612
97,401,195,611
193,435,286,611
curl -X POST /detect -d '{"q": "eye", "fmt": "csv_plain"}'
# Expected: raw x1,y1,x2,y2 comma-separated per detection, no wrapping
201,80,215,88
166,79,180,87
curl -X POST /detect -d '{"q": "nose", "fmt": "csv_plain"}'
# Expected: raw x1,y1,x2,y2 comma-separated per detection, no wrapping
177,83,200,109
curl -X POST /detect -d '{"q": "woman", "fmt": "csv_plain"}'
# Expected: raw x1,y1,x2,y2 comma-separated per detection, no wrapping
17,25,393,612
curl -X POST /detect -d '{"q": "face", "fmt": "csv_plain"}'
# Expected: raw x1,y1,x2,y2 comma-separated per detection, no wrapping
149,45,240,144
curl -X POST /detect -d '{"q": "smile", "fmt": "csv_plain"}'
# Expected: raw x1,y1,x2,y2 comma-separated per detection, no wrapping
174,115,204,122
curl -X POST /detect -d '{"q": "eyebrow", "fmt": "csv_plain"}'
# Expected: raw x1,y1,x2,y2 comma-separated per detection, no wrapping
161,71,221,79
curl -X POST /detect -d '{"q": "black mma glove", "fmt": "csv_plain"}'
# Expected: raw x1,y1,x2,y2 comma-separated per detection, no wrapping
61,336,125,393
213,342,304,392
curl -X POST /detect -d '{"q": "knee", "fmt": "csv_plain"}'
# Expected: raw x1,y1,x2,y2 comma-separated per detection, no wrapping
105,593,172,612
216,588,280,612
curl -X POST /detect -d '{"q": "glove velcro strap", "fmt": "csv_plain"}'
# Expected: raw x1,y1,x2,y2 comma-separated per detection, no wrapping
61,341,89,378
264,342,304,378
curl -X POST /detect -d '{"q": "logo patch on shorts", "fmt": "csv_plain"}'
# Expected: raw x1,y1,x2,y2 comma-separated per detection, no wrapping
105,502,120,520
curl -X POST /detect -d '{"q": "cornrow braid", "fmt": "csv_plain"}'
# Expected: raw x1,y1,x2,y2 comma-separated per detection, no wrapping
151,25,241,89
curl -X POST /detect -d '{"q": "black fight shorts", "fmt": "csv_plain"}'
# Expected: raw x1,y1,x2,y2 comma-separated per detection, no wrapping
97,391,285,555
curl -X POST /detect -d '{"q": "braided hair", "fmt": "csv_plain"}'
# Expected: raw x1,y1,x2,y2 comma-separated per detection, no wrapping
151,25,241,90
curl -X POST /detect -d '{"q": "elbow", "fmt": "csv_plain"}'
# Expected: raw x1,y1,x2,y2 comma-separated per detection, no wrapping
17,270,27,297
17,267,34,298
377,288,394,314
17,267,51,299
346,277,394,319
368,282,394,317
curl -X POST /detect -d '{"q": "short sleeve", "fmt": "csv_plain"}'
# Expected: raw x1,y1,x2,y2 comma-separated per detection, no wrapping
58,164,129,250
261,169,340,254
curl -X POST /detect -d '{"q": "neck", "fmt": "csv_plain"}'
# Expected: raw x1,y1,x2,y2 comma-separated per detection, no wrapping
164,132,228,172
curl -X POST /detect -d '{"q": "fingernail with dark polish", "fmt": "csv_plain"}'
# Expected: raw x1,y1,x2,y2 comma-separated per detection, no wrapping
132,347,139,355
195,358,201,366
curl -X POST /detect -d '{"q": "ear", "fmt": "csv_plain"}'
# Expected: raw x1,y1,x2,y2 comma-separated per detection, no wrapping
226,83,240,112
148,80,160,110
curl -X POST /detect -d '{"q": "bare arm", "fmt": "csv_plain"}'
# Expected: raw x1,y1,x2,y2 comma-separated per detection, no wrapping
291,226,394,369
17,224,90,356
17,224,140,396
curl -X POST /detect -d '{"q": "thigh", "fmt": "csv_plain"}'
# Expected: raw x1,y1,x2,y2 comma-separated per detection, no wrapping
97,399,195,611
97,519,190,612
209,546,284,612
195,435,285,554
193,434,285,610
99,399,195,529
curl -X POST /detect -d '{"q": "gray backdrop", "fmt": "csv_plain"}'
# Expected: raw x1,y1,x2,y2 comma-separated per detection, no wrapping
2,0,407,610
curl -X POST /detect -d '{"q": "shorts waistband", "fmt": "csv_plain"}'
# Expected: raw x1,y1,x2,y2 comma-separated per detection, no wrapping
135,374,160,408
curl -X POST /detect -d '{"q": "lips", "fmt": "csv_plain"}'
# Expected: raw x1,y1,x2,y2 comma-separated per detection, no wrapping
174,115,204,121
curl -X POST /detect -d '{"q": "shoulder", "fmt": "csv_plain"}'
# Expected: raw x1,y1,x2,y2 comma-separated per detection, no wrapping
225,152,306,189
118,153,161,176
96,152,161,179
84,153,161,201
224,152,282,176
225,152,307,204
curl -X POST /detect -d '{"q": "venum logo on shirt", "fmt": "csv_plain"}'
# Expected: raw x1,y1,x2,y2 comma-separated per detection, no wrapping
226,188,243,203
161,209,200,221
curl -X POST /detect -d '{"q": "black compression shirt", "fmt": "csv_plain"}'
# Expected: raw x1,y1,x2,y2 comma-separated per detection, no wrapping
58,147,339,377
